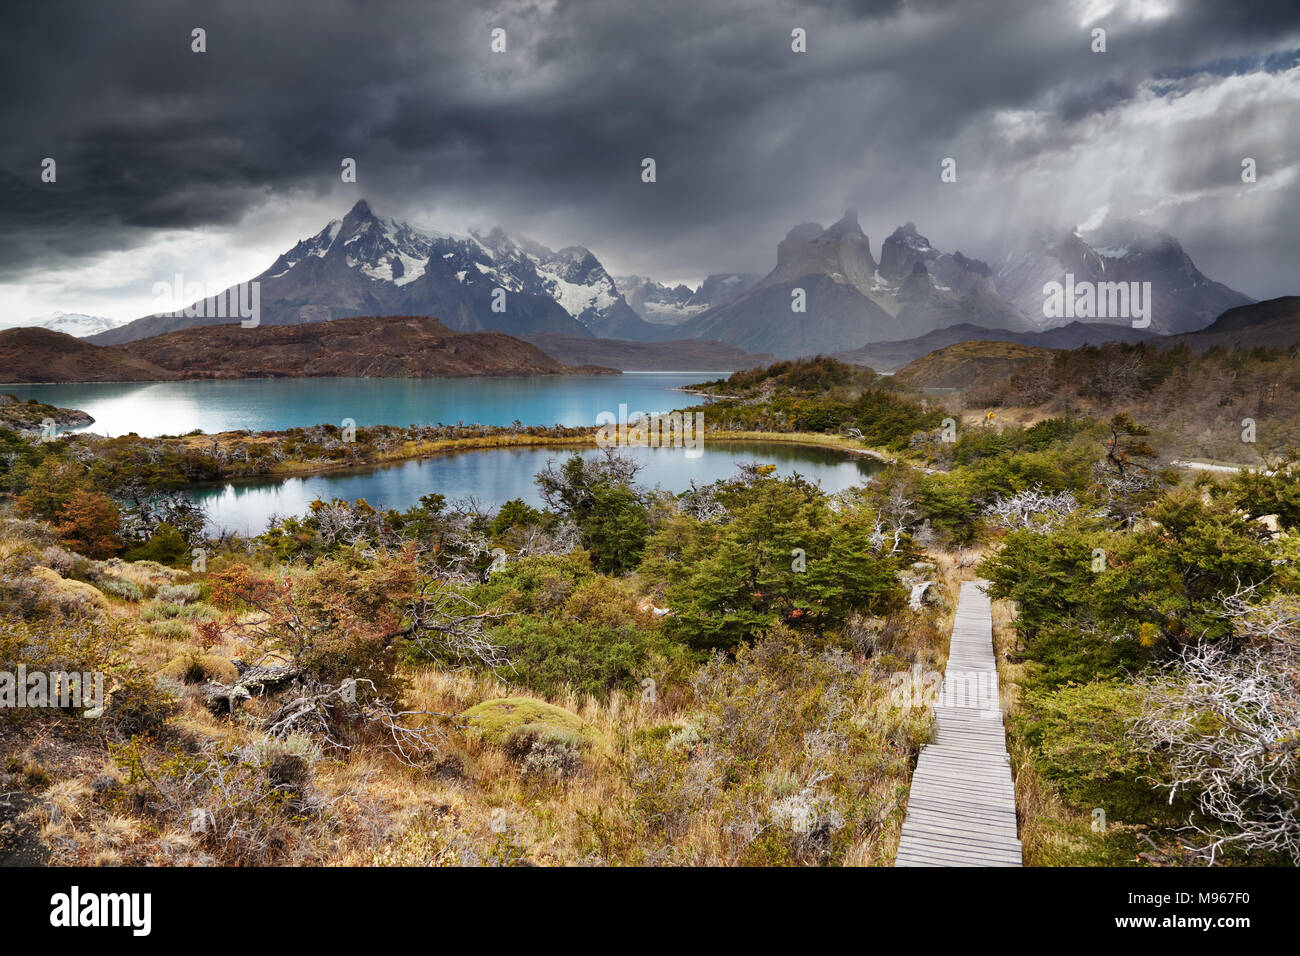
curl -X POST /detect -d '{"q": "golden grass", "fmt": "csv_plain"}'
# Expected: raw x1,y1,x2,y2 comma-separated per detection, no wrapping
4,517,943,867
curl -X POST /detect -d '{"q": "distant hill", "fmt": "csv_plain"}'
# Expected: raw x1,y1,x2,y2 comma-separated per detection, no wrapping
522,333,773,371
894,341,1054,391
1183,296,1300,350
0,327,177,382
836,321,1157,373
0,315,607,383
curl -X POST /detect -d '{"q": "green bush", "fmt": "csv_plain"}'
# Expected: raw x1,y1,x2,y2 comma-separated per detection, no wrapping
462,697,606,751
123,523,190,566
472,551,594,614
489,615,668,699
1015,681,1185,824
651,474,906,649
155,583,201,604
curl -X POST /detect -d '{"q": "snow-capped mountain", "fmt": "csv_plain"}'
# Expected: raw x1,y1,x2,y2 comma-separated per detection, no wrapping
995,222,1252,334
618,273,759,324
1,312,126,337
92,201,667,345
471,229,667,339
85,200,1253,354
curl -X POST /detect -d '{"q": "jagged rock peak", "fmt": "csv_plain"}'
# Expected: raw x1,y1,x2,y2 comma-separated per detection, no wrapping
343,199,374,221
784,222,824,243
823,209,864,237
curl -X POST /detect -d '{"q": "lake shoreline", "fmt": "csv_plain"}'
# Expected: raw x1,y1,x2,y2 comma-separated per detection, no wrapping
185,428,896,484
189,435,888,533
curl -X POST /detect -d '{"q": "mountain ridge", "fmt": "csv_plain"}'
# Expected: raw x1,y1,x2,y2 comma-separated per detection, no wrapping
89,201,661,346
74,201,1258,360
2,314,608,384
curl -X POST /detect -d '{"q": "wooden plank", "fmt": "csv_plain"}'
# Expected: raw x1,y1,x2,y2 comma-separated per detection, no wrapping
896,579,1022,867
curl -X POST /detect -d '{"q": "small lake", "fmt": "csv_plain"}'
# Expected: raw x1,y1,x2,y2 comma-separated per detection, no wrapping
191,441,882,535
4,372,722,437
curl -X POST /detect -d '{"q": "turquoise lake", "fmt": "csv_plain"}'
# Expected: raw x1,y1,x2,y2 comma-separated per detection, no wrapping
192,441,882,535
4,375,881,531
4,372,722,438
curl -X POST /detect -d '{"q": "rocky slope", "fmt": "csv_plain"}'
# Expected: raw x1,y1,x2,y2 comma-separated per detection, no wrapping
894,341,1054,391
1183,296,1300,349
681,212,1037,359
994,222,1252,334
0,328,177,382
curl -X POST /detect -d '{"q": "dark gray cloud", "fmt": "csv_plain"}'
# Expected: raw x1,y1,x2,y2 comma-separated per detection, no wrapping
1,0,1298,305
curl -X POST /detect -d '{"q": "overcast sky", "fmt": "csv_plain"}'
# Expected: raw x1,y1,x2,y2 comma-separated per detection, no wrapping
1,0,1297,322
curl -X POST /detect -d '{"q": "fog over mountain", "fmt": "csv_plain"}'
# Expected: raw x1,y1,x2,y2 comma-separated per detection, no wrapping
0,0,1296,325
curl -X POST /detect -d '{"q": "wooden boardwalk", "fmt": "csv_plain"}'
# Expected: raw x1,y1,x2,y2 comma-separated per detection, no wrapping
895,580,1023,867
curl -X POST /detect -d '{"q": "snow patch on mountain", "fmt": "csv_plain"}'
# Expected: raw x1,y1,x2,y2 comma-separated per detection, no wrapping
1,312,127,337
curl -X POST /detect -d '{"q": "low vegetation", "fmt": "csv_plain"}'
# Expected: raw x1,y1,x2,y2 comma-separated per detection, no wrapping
4,354,1297,867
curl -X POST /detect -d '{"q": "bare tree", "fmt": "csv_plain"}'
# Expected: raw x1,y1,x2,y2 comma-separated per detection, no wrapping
399,579,512,672
1134,584,1300,864
983,485,1079,533
681,480,729,523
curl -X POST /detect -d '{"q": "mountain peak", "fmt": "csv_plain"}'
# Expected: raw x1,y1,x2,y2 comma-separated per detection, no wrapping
343,199,375,222
784,222,824,243
823,209,863,238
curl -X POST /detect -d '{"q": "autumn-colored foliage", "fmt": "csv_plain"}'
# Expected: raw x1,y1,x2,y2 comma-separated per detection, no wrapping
53,490,121,558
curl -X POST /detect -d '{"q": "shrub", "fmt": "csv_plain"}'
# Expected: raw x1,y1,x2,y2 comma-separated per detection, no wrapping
98,578,143,602
462,697,604,750
53,491,121,558
111,738,321,865
160,651,239,685
1015,680,1185,824
504,725,585,781
155,583,201,604
560,576,642,628
149,620,191,641
123,523,190,566
208,552,420,696
39,545,78,577
651,474,907,649
488,615,672,699
102,675,181,738
472,551,593,614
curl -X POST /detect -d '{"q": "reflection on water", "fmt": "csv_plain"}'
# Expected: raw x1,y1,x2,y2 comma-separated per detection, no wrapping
190,441,883,535
4,372,722,438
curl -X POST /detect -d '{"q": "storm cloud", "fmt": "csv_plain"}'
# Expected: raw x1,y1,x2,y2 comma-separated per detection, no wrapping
1,0,1298,320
